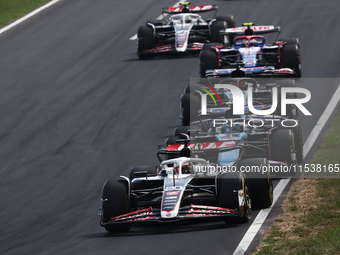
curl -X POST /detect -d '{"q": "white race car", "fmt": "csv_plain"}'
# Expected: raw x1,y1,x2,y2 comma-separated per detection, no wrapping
137,2,235,59
99,142,273,233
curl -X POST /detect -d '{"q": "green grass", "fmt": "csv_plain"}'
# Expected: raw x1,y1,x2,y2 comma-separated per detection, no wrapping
255,112,340,255
0,0,52,28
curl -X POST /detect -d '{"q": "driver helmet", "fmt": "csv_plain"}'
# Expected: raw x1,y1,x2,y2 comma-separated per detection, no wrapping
249,38,257,47
182,162,192,174
242,39,249,47
233,123,242,132
223,123,242,133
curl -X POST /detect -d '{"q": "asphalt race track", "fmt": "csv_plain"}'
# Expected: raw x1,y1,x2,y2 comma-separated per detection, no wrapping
0,0,340,254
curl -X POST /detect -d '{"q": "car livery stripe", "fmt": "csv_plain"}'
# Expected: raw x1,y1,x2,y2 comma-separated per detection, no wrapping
166,5,214,13
166,141,236,151
110,207,154,222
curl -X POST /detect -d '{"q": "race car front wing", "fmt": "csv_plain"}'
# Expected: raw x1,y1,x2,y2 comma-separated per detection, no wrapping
100,204,238,225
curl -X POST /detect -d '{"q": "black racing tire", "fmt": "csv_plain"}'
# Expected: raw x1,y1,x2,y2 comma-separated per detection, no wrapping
281,44,301,77
277,78,296,88
275,79,298,119
218,172,251,223
214,15,236,45
174,126,190,137
184,84,191,94
275,120,303,165
181,93,200,126
215,15,236,29
184,84,202,96
101,180,131,232
210,21,228,44
270,129,296,167
129,165,159,181
238,158,273,209
137,26,155,59
278,37,300,48
292,122,303,165
165,136,179,145
199,49,218,78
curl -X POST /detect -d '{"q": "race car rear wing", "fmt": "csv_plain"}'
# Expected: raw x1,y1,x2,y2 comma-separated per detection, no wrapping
162,4,218,14
220,25,280,36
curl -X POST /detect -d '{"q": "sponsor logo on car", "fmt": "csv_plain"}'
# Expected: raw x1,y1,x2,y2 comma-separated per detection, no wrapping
165,196,178,199
166,191,179,196
164,199,178,203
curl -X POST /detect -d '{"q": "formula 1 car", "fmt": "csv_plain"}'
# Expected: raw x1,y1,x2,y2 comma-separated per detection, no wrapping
137,2,235,59
177,78,303,165
172,113,303,166
199,23,301,77
99,145,273,232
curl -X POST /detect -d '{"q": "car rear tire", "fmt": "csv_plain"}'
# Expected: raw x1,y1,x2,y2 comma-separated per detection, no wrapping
165,136,179,146
276,120,303,165
184,84,191,94
214,15,235,45
270,129,297,167
292,122,303,165
137,26,155,59
218,172,251,223
281,44,301,77
210,21,228,44
101,180,131,232
174,126,190,137
279,37,300,48
238,158,273,209
199,49,218,78
275,79,298,119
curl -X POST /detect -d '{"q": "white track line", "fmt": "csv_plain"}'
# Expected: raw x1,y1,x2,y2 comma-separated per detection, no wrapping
233,178,290,255
0,0,61,35
232,84,340,255
129,0,182,40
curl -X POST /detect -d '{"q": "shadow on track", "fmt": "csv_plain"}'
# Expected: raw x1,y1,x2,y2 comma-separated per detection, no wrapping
81,219,243,239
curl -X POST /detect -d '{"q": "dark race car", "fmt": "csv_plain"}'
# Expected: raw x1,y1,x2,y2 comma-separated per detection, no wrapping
177,78,303,166
199,23,301,77
172,113,303,167
137,2,235,59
